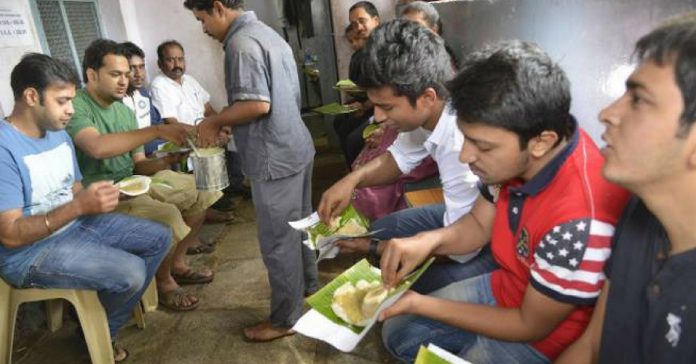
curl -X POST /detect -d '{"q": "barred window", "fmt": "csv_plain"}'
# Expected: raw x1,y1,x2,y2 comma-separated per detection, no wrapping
32,0,102,81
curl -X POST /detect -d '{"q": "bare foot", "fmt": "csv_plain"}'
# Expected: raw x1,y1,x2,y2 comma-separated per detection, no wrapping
243,321,295,342
205,209,237,223
113,342,128,362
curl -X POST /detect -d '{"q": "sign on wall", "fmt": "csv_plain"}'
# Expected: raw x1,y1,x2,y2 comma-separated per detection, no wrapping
0,1,33,47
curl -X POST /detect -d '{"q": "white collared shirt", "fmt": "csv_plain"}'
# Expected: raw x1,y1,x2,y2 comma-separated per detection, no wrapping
388,104,480,227
122,89,151,129
150,74,210,125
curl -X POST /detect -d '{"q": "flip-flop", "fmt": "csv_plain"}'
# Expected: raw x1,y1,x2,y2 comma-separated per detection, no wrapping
158,287,200,311
172,268,214,285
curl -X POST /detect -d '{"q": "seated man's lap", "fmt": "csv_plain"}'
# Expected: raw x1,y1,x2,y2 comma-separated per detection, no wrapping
462,335,550,364
148,170,222,216
382,273,495,361
1,214,169,291
372,204,493,293
21,238,148,292
116,194,190,243
371,203,446,240
411,245,498,294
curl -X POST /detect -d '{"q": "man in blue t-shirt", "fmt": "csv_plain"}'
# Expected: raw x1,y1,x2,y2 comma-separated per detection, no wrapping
0,53,171,362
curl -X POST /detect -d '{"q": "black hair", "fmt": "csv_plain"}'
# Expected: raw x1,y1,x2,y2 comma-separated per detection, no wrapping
82,39,127,82
635,12,696,136
448,41,572,149
121,41,145,60
357,19,452,105
350,1,379,18
156,40,184,62
399,1,439,32
183,0,244,12
11,53,79,101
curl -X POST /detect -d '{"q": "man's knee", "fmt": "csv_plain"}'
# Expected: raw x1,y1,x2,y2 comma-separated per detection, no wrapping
109,258,147,295
371,213,400,240
145,222,174,255
381,317,419,361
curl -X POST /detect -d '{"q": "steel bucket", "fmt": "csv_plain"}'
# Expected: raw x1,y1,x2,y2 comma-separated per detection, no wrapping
191,148,229,191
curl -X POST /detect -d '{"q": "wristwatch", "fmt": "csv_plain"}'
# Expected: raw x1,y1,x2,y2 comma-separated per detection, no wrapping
368,238,380,266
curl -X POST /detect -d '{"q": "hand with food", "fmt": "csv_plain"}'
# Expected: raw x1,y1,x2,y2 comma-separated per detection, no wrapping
380,233,437,289
74,180,120,214
317,178,357,224
195,117,222,147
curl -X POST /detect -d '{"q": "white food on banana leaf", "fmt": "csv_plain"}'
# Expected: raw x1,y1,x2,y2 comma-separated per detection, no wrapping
331,280,389,326
334,219,367,236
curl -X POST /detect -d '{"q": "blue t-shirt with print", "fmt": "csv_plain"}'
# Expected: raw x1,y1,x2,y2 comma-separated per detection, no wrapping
0,120,82,284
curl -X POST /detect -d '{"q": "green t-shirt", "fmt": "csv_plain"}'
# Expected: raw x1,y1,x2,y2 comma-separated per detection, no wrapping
67,88,144,185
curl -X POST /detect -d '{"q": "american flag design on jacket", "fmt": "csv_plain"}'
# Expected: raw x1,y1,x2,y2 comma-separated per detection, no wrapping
530,217,615,304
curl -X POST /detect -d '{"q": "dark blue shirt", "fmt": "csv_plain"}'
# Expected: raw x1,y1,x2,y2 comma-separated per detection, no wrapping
600,197,696,363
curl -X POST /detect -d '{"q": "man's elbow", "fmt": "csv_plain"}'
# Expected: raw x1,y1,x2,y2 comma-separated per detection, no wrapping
524,328,553,342
81,145,110,160
1,238,24,250
256,102,270,116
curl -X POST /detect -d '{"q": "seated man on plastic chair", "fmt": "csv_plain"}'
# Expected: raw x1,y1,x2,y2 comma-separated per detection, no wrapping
67,39,227,312
0,54,171,362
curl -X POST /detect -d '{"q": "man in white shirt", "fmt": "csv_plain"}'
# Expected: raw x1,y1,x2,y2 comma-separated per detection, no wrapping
318,20,491,294
150,40,216,125
121,42,164,155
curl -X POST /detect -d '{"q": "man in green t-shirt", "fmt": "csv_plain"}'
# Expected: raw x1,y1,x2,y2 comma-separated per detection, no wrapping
67,39,222,311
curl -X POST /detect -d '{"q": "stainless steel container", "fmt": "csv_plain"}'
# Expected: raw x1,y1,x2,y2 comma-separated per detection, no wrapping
191,148,229,191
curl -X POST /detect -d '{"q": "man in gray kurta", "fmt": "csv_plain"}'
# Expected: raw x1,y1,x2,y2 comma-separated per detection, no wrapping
184,0,318,341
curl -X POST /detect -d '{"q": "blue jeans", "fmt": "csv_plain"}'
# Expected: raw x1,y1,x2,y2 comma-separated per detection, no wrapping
371,204,498,293
371,203,447,240
382,274,550,364
0,213,170,338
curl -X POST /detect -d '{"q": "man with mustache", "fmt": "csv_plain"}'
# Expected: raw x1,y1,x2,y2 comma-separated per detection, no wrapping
150,40,216,126
150,39,248,214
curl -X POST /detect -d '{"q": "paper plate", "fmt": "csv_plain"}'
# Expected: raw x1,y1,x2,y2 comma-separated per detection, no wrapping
117,175,151,196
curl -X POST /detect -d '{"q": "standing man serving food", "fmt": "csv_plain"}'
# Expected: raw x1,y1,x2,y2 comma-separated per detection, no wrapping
184,0,319,342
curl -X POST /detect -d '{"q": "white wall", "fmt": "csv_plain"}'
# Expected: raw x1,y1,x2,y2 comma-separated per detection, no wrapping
0,0,43,115
117,0,227,110
97,0,128,42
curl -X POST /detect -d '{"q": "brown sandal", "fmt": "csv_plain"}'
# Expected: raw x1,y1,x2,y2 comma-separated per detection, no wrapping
186,241,216,255
172,267,214,285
